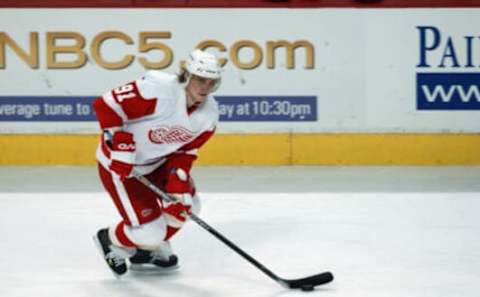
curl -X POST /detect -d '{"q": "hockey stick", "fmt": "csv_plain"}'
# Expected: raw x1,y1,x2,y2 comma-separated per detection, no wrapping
133,172,334,291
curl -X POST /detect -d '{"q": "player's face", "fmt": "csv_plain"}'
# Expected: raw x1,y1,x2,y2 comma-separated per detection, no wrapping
186,75,217,108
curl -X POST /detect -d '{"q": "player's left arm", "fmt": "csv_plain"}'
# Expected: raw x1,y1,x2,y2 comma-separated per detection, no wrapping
161,128,216,220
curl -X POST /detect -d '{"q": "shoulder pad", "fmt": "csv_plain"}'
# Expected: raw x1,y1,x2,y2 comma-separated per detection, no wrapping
142,71,177,85
137,71,180,101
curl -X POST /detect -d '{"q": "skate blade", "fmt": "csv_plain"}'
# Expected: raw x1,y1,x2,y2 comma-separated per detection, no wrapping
92,235,124,279
129,263,179,275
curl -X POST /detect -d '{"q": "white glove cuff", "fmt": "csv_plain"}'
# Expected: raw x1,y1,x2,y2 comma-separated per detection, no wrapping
165,193,192,206
110,150,135,164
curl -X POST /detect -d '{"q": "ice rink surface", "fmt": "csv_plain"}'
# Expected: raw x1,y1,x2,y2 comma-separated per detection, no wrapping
1,166,479,297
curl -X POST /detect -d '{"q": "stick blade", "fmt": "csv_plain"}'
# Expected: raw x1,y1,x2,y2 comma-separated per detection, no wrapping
283,271,334,289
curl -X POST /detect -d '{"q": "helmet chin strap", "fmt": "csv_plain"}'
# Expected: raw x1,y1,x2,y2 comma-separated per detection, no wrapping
184,72,192,87
179,72,191,106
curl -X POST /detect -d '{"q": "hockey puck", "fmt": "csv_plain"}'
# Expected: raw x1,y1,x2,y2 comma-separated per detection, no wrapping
300,284,315,292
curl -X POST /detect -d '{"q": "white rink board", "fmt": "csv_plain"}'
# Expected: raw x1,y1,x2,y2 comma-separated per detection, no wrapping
0,8,479,133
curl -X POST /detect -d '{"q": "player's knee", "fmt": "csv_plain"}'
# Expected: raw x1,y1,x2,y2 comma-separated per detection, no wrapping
124,216,167,249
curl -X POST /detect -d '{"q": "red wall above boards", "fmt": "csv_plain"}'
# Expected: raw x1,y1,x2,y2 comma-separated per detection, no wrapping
1,0,479,8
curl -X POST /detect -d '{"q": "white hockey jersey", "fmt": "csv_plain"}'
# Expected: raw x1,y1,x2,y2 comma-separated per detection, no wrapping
94,71,219,175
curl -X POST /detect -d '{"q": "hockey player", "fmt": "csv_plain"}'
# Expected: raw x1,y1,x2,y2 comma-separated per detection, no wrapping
92,49,221,276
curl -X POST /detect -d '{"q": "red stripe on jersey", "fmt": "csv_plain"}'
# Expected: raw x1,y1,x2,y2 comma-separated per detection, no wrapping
111,81,157,120
93,97,123,129
164,225,180,241
164,129,216,173
179,129,215,152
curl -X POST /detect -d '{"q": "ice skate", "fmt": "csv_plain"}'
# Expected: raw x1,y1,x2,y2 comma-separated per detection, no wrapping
93,228,129,277
129,241,179,272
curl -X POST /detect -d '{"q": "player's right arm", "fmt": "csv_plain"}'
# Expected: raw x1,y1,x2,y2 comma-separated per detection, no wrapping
93,78,158,179
93,79,158,130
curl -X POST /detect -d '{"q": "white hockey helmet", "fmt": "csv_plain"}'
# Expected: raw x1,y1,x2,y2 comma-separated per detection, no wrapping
185,50,222,94
185,49,222,80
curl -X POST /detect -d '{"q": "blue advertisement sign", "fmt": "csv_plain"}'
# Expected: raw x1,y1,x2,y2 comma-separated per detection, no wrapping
0,96,97,121
0,95,317,122
215,96,317,121
417,73,480,110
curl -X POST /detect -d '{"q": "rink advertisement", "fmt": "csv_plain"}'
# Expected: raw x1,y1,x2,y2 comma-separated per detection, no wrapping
416,73,480,110
0,96,317,122
1,8,479,165
1,9,479,134
0,96,95,121
216,96,317,121
415,26,480,110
